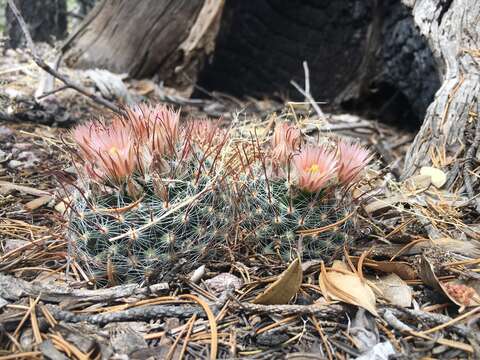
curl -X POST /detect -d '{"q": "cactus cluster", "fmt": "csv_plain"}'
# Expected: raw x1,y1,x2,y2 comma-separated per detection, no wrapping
66,104,371,285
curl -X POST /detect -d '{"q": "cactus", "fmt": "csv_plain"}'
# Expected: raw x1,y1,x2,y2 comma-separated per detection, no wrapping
65,104,371,285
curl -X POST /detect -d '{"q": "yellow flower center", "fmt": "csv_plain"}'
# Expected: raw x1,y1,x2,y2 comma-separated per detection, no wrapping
305,163,320,174
109,146,119,155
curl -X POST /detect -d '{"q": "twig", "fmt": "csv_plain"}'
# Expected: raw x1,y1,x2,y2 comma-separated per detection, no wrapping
36,85,69,100
290,61,325,119
380,306,473,339
45,304,203,325
230,300,343,318
381,308,475,354
6,0,122,114
0,273,168,303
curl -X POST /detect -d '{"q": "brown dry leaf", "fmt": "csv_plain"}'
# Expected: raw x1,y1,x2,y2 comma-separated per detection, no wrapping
420,255,448,293
442,279,480,309
350,256,417,280
363,194,407,214
419,256,479,309
403,174,432,191
253,257,302,305
369,273,412,307
320,261,378,316
0,180,50,196
409,238,480,257
24,195,52,211
420,166,447,188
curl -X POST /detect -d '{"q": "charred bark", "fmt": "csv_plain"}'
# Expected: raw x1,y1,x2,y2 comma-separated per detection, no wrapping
5,0,67,49
336,0,441,129
62,0,439,127
197,0,440,128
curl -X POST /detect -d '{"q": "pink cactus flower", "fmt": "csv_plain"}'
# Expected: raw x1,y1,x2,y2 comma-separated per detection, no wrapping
126,103,155,141
150,105,180,156
337,140,371,185
72,119,137,182
189,119,223,146
72,121,106,161
125,104,180,157
271,122,302,163
293,145,338,193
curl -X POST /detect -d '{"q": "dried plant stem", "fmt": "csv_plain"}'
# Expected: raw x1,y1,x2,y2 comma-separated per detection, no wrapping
6,0,122,114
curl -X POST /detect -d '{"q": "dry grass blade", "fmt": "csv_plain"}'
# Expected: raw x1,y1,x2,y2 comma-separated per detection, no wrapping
417,306,480,335
179,294,218,360
13,294,41,339
0,352,42,359
49,334,89,360
179,314,197,360
29,297,42,344
165,315,196,360
311,316,333,360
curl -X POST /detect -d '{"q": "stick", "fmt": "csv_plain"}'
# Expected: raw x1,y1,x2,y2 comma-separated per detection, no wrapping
290,61,325,119
45,304,202,325
6,0,122,114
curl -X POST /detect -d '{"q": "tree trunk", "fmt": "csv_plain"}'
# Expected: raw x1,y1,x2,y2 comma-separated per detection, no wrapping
63,0,225,91
401,0,480,194
5,0,67,49
76,0,97,17
197,0,440,128
63,0,439,128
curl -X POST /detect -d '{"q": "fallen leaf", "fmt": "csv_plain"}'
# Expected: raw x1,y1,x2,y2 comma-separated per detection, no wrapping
320,262,378,316
369,273,412,307
363,195,407,214
0,180,50,196
253,257,302,305
25,195,52,211
419,255,447,293
410,238,480,257
350,257,417,280
420,167,447,188
442,280,480,308
403,174,432,191
420,256,479,309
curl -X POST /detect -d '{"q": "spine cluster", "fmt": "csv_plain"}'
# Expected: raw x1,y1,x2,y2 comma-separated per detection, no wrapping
66,104,371,285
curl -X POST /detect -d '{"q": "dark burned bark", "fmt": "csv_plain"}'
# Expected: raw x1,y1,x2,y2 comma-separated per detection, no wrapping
402,0,480,194
198,1,372,110
63,0,225,90
76,0,97,17
336,0,441,129
4,0,67,49
63,0,439,128
197,0,440,128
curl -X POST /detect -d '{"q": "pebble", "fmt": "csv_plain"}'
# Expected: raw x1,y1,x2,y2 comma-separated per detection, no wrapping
0,126,13,138
8,160,23,169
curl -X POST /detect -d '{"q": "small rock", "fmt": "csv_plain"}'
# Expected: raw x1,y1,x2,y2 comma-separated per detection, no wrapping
16,151,40,168
0,297,9,310
0,126,13,138
256,331,290,346
4,239,28,252
205,273,243,295
8,160,23,169
189,265,206,283
12,143,32,155
0,149,11,163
